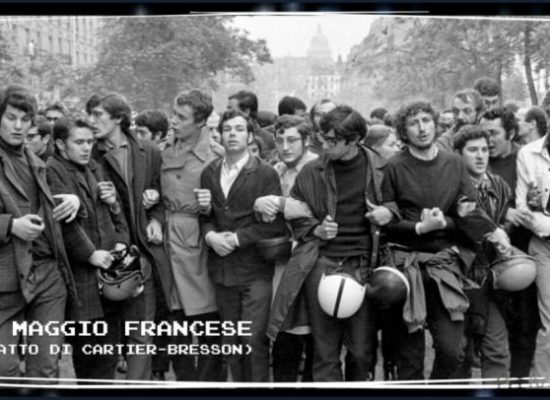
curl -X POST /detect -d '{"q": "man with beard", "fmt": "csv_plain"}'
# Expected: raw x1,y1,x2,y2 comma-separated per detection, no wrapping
473,77,502,112
437,89,484,153
254,114,317,382
377,101,511,380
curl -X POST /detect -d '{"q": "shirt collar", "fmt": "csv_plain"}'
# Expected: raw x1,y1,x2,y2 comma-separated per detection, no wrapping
222,152,250,172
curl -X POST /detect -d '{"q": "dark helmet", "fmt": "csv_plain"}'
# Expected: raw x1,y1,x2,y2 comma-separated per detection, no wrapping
365,266,410,309
97,244,151,301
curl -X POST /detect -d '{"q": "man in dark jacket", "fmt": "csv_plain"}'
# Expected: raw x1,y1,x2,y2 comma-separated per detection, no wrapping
200,109,288,382
288,105,389,381
47,117,129,381
87,93,171,380
0,85,80,379
378,101,512,380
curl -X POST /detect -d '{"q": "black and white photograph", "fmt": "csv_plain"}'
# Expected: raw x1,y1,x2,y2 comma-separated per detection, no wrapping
0,10,549,392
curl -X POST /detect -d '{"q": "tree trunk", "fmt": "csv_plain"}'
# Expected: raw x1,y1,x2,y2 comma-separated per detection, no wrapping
524,22,539,105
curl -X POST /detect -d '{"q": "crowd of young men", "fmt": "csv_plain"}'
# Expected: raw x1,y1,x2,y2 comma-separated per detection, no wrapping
0,76,549,384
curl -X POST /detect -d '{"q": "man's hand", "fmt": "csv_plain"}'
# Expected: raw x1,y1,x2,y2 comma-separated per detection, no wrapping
88,249,114,269
52,194,80,222
254,195,281,221
11,214,45,241
527,181,543,212
142,189,160,210
416,208,447,234
206,232,237,257
486,227,512,257
97,181,117,206
506,208,535,228
313,215,338,240
365,200,393,226
194,188,212,213
146,218,163,244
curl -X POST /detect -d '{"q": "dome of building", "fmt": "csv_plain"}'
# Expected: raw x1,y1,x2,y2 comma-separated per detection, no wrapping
307,25,333,65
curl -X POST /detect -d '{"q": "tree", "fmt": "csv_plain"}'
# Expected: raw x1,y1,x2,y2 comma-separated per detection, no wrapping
81,16,272,111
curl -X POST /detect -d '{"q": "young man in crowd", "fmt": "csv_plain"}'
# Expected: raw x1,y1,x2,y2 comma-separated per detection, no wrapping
87,93,169,380
453,125,516,378
134,110,170,149
288,105,388,381
44,101,68,127
378,101,511,380
255,114,318,382
0,85,80,379
159,89,225,381
516,129,550,379
369,107,388,125
437,89,484,152
25,115,54,162
308,98,336,155
47,117,128,381
473,77,501,112
200,109,287,382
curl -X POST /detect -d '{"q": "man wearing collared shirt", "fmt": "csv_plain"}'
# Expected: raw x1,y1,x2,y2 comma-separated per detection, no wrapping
516,132,550,379
160,90,225,381
254,115,317,382
200,110,288,382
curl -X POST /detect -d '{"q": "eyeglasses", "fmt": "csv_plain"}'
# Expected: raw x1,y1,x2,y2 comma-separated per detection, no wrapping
46,117,59,122
275,136,302,146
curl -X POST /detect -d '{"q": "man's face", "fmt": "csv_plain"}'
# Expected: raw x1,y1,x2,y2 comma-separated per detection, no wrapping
227,98,250,117
275,126,305,166
452,97,478,129
515,108,533,138
59,127,94,165
45,109,64,126
313,102,336,130
89,105,118,141
376,132,401,160
221,116,250,154
438,112,455,134
171,104,201,141
294,108,307,118
320,129,356,161
25,126,48,155
370,117,384,126
461,137,489,178
135,124,153,141
0,105,33,147
479,117,510,159
405,111,436,150
482,95,500,112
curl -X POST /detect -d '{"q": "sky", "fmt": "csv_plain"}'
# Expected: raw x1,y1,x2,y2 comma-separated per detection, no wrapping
230,14,377,61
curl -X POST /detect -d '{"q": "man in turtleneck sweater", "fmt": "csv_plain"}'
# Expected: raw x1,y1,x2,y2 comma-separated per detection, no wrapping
0,85,81,379
288,105,388,381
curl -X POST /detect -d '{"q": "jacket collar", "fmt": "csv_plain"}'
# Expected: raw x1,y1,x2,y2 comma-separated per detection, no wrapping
165,131,211,163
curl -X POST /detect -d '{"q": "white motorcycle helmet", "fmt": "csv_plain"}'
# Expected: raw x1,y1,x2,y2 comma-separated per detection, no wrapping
490,247,536,291
317,272,366,319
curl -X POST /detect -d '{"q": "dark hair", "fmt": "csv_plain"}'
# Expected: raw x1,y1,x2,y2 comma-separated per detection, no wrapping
218,109,254,134
504,102,519,114
452,89,485,114
274,115,311,140
364,125,396,148
33,115,52,138
85,94,101,115
370,107,388,120
319,105,367,142
44,101,67,117
248,136,266,159
228,90,258,120
525,106,547,136
309,98,334,124
383,112,395,128
257,110,277,128
394,101,437,143
53,117,95,154
94,93,132,134
135,110,169,139
480,107,518,140
0,85,37,120
453,124,489,153
473,77,501,97
174,89,213,125
278,96,306,117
